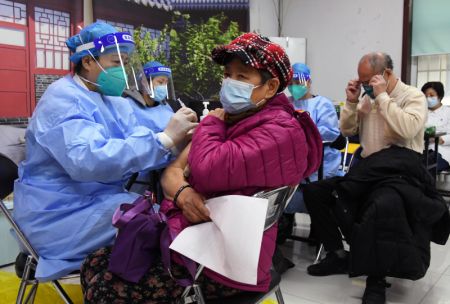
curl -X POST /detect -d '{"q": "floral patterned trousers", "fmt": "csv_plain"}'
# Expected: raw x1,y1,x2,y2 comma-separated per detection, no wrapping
80,247,242,304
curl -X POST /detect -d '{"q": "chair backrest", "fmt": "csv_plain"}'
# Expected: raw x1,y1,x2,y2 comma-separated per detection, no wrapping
253,185,298,230
0,154,39,260
340,137,350,173
318,134,348,180
0,154,18,200
0,199,39,260
330,134,347,151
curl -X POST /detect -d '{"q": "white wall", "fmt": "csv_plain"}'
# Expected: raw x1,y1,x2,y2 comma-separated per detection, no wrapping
249,0,279,37
249,0,404,103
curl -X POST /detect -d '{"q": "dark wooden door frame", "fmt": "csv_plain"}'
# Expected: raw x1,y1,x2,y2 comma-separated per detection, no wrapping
401,0,413,84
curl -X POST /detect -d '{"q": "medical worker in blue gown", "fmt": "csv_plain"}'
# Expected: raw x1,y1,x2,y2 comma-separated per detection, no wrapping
13,21,197,281
283,63,341,231
124,61,176,133
123,61,178,194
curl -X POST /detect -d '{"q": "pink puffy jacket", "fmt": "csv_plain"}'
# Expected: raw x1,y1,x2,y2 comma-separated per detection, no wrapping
160,93,322,292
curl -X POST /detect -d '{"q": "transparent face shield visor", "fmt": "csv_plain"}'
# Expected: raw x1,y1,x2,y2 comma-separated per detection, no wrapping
124,53,151,94
75,31,135,90
144,66,176,104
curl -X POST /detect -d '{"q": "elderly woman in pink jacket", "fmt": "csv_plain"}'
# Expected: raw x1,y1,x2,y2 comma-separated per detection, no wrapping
81,33,322,303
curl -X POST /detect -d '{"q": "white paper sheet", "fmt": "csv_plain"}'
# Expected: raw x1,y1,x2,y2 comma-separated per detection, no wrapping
169,195,268,285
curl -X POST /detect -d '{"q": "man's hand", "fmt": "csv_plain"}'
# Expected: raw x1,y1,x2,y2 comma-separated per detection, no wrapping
176,187,210,223
369,74,388,98
345,79,361,103
208,108,225,121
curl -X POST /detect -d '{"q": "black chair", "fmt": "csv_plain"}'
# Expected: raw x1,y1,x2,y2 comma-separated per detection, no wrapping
0,153,17,199
318,134,348,180
125,169,166,204
423,131,446,180
312,146,363,264
287,134,349,245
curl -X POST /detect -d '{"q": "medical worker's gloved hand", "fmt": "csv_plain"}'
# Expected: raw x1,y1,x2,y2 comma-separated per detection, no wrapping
160,108,198,148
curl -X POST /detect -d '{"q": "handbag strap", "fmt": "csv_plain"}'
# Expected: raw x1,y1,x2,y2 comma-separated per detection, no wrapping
160,226,196,287
112,193,154,228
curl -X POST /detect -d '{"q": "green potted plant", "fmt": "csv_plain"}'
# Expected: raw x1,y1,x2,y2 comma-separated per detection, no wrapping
133,12,241,106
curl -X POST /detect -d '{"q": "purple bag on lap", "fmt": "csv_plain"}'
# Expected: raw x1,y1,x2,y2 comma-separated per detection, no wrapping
108,192,167,283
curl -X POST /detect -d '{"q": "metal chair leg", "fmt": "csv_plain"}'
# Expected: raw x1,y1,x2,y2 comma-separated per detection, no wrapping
179,264,205,304
179,283,205,304
193,284,206,304
23,284,38,304
17,255,38,304
274,286,285,304
314,244,324,264
16,278,28,303
180,285,192,302
1,200,73,304
51,280,73,304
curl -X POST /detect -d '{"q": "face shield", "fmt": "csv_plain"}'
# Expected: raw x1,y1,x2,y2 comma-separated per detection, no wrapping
291,72,310,86
143,65,176,104
124,53,151,95
75,32,135,95
287,72,310,100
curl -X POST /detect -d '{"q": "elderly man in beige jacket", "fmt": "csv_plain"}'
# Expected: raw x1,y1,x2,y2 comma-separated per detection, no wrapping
341,52,427,158
302,52,427,304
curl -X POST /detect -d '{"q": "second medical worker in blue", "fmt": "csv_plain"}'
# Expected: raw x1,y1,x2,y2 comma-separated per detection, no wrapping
124,60,176,133
284,63,341,215
13,21,197,281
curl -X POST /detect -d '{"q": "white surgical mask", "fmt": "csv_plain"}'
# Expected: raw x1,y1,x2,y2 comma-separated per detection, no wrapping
427,96,439,109
219,78,264,114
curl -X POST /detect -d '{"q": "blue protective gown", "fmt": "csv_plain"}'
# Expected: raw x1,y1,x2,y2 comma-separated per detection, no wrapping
13,75,173,281
126,96,175,193
127,97,174,133
285,95,341,213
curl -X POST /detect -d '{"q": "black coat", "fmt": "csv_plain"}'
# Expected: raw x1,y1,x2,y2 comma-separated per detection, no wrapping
333,146,450,280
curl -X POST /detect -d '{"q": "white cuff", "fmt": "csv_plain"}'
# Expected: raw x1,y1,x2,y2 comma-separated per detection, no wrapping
157,132,175,149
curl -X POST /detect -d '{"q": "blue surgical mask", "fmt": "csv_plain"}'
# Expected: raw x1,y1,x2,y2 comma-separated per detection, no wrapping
153,85,168,102
219,78,263,114
427,97,439,108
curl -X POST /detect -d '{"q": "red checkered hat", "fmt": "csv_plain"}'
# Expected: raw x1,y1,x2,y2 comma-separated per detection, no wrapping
212,32,293,92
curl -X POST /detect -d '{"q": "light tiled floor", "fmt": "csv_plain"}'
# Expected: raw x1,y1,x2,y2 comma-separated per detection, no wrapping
273,234,450,304
2,222,450,304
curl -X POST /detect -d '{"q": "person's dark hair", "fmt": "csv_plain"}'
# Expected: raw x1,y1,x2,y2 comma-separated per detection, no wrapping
363,52,394,73
421,81,445,100
259,69,273,84
74,61,83,74
74,56,99,74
